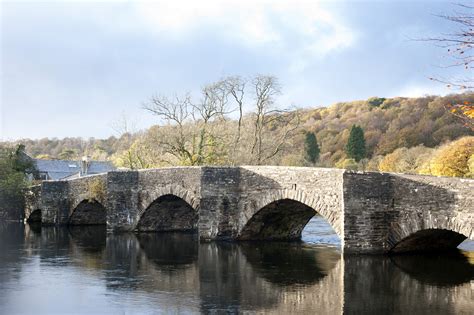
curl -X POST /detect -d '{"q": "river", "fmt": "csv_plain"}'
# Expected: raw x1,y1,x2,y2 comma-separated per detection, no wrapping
0,216,473,314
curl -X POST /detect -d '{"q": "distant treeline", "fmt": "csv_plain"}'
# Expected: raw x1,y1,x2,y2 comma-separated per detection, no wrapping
3,93,474,177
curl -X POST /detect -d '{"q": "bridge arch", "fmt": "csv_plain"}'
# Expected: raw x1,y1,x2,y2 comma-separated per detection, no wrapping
69,199,107,225
237,189,342,241
136,185,199,232
387,216,470,253
27,209,42,223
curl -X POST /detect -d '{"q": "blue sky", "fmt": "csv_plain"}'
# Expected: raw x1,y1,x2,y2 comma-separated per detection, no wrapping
0,0,467,140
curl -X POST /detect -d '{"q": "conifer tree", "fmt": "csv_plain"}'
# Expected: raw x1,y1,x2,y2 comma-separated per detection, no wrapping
345,125,366,162
304,132,320,164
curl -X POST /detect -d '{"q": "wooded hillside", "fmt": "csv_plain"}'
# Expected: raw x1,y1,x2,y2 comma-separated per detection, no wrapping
4,93,473,177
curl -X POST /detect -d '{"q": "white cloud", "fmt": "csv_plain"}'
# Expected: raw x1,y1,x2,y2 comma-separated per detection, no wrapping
131,0,357,59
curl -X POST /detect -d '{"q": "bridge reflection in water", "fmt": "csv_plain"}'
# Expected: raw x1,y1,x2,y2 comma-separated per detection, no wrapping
0,221,473,314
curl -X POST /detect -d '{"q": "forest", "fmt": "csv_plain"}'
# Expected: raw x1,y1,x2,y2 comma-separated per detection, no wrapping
3,82,473,179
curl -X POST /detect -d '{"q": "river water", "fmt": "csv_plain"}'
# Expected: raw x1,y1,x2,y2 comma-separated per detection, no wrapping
0,216,473,314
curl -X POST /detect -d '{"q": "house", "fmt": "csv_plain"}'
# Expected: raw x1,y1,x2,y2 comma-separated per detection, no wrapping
34,157,115,180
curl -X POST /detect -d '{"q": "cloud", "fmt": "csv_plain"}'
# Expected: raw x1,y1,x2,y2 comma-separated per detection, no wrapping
131,0,357,60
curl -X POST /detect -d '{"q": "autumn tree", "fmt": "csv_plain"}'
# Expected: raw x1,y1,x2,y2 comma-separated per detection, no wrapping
304,132,320,164
424,136,474,177
58,148,78,160
378,145,434,174
345,125,366,162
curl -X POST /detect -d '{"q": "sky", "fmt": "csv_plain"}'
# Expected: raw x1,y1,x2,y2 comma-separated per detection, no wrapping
0,0,469,140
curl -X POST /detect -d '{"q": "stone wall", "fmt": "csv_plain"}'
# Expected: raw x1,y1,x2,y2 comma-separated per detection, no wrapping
388,174,473,252
24,185,41,221
343,171,474,253
237,166,345,237
198,166,345,241
41,174,108,225
106,168,201,231
0,187,29,221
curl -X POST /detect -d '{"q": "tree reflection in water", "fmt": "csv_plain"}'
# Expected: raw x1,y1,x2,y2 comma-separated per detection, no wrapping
0,223,472,314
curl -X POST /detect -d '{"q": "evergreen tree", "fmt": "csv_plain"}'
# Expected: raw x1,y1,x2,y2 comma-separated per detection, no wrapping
304,132,320,164
345,125,366,162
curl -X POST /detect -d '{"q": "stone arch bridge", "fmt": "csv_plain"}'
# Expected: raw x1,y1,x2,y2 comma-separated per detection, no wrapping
25,166,473,254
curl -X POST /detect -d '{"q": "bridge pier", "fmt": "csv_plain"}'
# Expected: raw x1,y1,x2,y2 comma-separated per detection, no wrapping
106,171,140,232
199,167,242,240
40,181,70,225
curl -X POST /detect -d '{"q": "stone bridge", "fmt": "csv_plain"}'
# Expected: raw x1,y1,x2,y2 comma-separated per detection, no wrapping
24,166,474,254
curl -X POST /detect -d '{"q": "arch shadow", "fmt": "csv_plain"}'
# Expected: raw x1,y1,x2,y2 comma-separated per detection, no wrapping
68,225,107,253
69,199,107,226
136,232,198,269
389,228,467,254
390,251,474,286
238,193,341,242
27,209,42,223
136,194,198,232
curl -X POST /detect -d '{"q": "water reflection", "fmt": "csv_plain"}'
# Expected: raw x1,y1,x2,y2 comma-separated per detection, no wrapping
0,222,473,314
136,232,198,267
343,255,474,314
390,252,474,287
240,242,340,286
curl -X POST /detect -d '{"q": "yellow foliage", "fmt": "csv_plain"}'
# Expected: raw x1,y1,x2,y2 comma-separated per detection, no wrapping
87,178,106,202
378,146,434,174
280,153,305,166
379,150,402,172
467,154,474,177
427,136,474,178
335,158,358,170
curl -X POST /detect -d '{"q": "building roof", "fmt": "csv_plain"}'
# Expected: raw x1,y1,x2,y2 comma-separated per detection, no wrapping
87,161,116,173
35,159,115,180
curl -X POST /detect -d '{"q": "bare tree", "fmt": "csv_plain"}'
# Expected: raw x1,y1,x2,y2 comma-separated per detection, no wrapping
425,4,473,89
250,75,300,165
143,75,300,166
143,86,231,165
143,94,196,164
110,111,137,136
192,80,231,164
423,3,474,129
223,76,246,164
